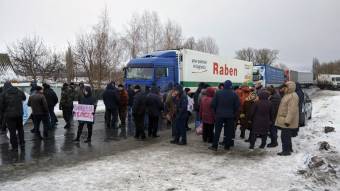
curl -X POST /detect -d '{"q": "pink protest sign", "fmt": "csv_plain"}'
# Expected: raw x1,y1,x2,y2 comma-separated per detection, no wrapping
73,104,95,122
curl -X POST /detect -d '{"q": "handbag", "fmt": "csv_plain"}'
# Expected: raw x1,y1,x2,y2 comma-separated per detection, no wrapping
196,123,203,135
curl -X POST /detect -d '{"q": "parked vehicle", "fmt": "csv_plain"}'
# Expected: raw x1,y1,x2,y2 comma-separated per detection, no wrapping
252,65,285,87
124,49,253,91
317,74,340,90
300,92,312,127
285,70,313,87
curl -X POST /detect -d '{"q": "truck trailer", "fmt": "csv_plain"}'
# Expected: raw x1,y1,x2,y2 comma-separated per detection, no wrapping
124,49,253,91
285,70,313,87
252,65,285,87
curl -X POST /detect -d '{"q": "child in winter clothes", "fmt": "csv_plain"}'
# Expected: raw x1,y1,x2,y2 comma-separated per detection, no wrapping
73,86,97,143
199,87,216,143
249,91,274,149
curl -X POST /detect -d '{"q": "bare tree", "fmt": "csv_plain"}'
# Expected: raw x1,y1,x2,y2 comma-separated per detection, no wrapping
235,47,279,65
312,57,320,80
123,13,142,58
139,11,163,53
0,53,12,73
74,8,124,88
7,35,64,81
65,46,75,83
163,19,182,50
235,47,255,62
254,48,279,65
182,37,196,50
195,37,219,54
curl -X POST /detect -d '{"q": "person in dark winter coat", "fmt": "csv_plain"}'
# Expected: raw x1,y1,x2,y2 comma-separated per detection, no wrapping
102,83,120,130
60,83,74,129
193,82,205,127
118,84,129,138
209,80,240,151
132,85,146,139
146,86,163,138
249,91,274,149
73,86,97,143
199,87,215,143
241,91,257,142
295,82,305,128
0,82,26,151
43,83,58,128
0,87,6,134
170,85,188,145
28,86,50,139
266,86,282,147
127,84,135,135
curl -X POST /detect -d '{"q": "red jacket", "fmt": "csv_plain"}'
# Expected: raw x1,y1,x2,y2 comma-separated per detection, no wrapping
199,87,215,124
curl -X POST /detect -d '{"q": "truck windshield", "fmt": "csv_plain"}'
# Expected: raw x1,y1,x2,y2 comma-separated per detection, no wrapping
126,67,153,80
253,68,263,81
334,77,340,82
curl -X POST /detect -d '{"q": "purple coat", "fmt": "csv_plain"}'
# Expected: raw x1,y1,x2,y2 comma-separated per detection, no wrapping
250,92,274,135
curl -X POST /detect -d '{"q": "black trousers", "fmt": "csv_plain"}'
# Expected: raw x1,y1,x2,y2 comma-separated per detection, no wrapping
185,111,192,129
250,132,267,147
76,122,93,140
48,106,58,127
33,114,50,137
0,114,6,132
269,125,278,144
62,107,73,127
213,117,235,148
281,128,293,152
134,114,145,138
105,108,118,129
148,115,159,137
6,117,25,148
203,123,214,142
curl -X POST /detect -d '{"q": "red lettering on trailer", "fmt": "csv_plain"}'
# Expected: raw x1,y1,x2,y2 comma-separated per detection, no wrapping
213,62,238,76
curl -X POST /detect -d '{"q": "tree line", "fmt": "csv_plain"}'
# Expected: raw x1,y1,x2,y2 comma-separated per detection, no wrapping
6,10,219,88
313,57,340,79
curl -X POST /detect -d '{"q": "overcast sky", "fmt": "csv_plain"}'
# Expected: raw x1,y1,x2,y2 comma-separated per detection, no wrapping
1,0,339,71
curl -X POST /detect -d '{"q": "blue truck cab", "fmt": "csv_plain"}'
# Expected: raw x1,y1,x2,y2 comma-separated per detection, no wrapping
124,50,180,92
253,64,284,87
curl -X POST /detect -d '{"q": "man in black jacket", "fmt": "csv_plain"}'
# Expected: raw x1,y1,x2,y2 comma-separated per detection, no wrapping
132,85,146,139
267,86,282,147
0,87,6,134
28,86,50,139
209,80,240,151
43,83,58,128
146,86,163,138
170,85,188,145
0,82,26,151
127,85,135,135
102,83,120,131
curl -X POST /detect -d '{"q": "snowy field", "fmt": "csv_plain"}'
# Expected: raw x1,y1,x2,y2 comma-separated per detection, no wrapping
0,90,339,191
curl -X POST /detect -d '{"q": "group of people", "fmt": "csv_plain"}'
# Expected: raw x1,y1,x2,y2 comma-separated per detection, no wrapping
197,80,300,156
0,79,302,156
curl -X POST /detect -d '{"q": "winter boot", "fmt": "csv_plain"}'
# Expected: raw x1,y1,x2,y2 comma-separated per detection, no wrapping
267,142,278,148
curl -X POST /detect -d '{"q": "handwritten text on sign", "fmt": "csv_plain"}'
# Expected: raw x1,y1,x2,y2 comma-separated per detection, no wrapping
73,104,94,122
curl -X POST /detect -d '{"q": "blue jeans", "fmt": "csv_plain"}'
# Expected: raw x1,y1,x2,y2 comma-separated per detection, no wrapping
195,111,201,128
212,117,235,148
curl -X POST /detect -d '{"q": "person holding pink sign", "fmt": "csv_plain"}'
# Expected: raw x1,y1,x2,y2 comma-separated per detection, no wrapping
73,86,97,143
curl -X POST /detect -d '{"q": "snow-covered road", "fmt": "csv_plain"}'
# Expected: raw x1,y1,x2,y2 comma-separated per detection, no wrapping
0,90,339,191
